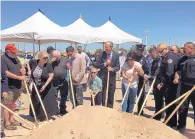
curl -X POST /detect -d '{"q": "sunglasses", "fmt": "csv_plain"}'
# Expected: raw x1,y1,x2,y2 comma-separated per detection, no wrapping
42,57,48,60
159,48,166,54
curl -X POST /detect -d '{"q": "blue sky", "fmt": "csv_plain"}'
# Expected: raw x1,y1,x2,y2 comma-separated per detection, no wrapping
1,1,195,52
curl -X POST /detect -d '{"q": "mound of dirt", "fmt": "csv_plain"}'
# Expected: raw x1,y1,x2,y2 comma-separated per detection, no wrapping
22,106,186,139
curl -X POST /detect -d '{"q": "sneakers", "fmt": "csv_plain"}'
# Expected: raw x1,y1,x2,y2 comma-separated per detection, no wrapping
1,132,5,138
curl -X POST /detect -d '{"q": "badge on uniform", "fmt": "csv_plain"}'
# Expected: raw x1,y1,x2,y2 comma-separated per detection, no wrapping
167,59,173,64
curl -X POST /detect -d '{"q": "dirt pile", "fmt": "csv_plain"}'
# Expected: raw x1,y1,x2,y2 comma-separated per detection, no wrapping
22,106,186,139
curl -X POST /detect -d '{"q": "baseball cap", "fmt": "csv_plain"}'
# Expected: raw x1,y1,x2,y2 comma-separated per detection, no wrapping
47,46,55,53
135,43,146,50
5,44,18,53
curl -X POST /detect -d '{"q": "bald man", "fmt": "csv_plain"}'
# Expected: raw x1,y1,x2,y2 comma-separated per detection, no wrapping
157,42,179,128
175,42,195,132
51,50,70,115
93,41,120,108
170,45,180,55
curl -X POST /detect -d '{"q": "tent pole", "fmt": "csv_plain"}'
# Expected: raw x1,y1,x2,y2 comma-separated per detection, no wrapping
32,34,35,56
38,40,41,51
33,43,35,56
18,44,20,52
24,44,26,52
84,44,87,52
116,44,119,52
75,43,77,50
38,44,40,51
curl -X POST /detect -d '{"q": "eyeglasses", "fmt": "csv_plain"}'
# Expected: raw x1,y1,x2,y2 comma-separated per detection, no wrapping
91,72,97,74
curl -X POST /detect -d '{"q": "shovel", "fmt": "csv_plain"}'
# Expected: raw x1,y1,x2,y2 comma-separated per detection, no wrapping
0,102,37,129
33,82,49,122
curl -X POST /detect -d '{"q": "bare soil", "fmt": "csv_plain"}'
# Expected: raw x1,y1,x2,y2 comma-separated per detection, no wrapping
19,106,186,139
4,81,194,139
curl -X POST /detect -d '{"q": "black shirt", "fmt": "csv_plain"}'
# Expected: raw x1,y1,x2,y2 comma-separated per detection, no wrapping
1,65,9,93
1,54,22,90
177,55,195,86
151,56,161,77
52,57,69,81
135,55,151,87
29,60,53,85
159,52,179,85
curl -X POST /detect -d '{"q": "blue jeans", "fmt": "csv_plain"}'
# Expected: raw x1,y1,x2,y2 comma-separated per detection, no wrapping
122,83,138,113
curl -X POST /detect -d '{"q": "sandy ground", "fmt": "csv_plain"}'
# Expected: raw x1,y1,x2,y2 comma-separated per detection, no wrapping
3,81,195,139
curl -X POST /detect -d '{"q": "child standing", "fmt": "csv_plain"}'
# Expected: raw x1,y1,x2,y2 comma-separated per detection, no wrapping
121,54,144,113
88,67,102,106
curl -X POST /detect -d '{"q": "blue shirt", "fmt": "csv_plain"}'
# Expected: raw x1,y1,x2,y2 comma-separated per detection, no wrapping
88,76,102,93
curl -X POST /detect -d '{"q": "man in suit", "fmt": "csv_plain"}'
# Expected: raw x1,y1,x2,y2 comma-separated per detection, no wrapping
93,41,120,108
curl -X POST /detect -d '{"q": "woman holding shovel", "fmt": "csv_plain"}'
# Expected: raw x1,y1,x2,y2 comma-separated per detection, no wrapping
28,51,57,121
121,52,144,113
88,67,102,106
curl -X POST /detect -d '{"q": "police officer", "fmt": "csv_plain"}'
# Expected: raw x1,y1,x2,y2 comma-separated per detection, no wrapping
130,44,150,115
157,42,179,128
148,47,163,120
174,42,195,132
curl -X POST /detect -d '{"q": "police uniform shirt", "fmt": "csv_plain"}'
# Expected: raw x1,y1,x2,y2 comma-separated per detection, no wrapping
151,56,161,77
177,54,195,86
136,55,150,75
159,52,179,85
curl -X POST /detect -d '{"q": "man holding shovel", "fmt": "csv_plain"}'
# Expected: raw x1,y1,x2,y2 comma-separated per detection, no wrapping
93,41,120,108
174,42,195,132
1,44,25,130
88,67,102,106
66,46,86,107
148,47,164,120
51,50,69,115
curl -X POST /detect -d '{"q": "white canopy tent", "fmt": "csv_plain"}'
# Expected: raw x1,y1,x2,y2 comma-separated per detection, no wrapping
1,11,142,53
63,17,101,45
0,11,81,51
94,20,142,44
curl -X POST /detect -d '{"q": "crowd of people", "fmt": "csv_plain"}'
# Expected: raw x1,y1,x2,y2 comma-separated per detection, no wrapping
0,41,195,137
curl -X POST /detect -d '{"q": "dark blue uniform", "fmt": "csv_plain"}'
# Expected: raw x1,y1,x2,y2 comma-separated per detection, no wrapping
159,51,179,127
177,54,195,129
135,55,150,115
150,56,164,120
